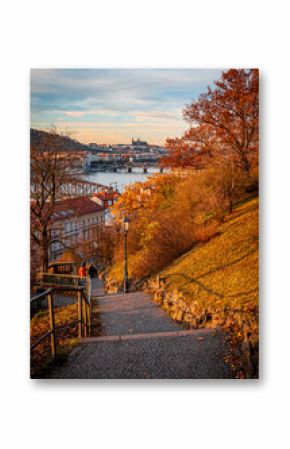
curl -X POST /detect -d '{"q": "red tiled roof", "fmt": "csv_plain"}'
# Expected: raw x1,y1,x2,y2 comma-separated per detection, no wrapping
52,197,104,221
93,191,119,201
31,196,105,226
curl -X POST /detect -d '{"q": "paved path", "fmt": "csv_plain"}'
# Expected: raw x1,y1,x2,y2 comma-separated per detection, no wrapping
90,278,106,299
48,279,231,379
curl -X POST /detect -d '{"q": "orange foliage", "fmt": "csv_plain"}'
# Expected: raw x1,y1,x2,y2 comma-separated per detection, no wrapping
161,69,259,173
109,69,259,284
193,222,219,243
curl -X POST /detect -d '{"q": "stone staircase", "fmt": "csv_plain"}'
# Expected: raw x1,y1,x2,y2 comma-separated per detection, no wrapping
47,278,231,379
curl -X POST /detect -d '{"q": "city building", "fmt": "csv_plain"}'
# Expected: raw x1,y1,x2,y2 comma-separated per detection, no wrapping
43,197,105,260
92,189,120,209
91,188,120,224
132,138,148,147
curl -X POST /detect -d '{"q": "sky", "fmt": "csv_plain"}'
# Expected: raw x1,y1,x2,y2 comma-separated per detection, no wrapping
30,69,223,145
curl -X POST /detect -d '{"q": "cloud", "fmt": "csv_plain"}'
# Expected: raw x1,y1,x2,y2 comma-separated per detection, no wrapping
31,68,224,144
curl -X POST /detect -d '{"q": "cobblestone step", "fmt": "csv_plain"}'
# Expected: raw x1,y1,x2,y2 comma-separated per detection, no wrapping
47,280,231,378
82,328,216,343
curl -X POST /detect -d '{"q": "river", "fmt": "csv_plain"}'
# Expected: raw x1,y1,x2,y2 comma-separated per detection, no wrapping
82,167,161,192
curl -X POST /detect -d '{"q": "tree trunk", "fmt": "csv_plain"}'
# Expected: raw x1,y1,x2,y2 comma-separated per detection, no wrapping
228,195,233,214
41,230,49,272
239,146,250,172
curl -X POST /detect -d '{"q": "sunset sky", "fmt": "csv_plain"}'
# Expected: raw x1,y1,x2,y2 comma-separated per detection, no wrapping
31,69,223,145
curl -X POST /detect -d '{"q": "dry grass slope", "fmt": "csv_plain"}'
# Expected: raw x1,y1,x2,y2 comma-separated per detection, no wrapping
150,197,259,377
161,197,258,307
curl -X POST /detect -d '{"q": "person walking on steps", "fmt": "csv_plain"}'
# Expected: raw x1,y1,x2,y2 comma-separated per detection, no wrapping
88,264,95,301
88,264,95,279
78,261,87,286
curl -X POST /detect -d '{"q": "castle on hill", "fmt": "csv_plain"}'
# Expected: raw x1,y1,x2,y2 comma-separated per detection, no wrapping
132,138,148,147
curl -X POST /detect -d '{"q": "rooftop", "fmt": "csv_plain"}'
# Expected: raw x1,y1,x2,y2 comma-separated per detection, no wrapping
93,190,120,201
52,197,105,221
31,196,105,226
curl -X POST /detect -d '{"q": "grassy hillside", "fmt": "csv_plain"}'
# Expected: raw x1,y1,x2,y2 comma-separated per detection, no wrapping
108,196,259,377
149,196,259,377
159,197,258,309
31,128,88,152
108,196,258,304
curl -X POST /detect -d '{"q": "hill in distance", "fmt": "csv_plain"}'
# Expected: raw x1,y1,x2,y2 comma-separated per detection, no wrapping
30,129,89,152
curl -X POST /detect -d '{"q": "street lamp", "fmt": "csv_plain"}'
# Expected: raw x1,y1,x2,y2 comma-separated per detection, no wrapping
123,217,130,293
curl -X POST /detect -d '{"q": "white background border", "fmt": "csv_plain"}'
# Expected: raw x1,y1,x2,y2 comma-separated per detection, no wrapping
1,1,289,448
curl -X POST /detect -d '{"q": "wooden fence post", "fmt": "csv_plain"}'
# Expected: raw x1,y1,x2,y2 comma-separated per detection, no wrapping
156,275,160,289
83,293,87,338
48,292,56,362
78,290,82,339
87,303,91,336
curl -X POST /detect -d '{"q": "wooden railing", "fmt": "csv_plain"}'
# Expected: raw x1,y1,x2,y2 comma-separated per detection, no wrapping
36,272,91,300
36,272,86,287
30,285,91,362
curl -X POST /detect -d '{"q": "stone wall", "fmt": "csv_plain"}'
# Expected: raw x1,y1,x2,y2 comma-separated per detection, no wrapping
147,276,259,378
147,277,220,328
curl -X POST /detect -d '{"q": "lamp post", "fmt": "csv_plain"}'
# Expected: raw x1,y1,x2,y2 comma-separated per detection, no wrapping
123,217,129,293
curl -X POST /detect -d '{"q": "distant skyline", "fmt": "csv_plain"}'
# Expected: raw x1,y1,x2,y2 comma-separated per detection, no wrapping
31,69,223,145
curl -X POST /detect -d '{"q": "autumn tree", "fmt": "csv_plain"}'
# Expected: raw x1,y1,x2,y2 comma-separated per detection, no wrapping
30,127,81,273
110,172,224,278
110,162,254,282
211,158,248,214
74,223,118,268
110,174,181,269
108,70,259,283
162,69,259,172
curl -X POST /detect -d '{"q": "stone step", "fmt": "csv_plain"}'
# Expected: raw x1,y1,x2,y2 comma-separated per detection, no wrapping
91,294,120,301
81,328,216,344
91,292,150,302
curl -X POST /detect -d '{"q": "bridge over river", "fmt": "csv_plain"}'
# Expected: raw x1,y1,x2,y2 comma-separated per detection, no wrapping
86,162,164,174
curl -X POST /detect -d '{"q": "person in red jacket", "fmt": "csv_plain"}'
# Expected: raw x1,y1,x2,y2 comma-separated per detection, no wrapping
78,261,87,278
